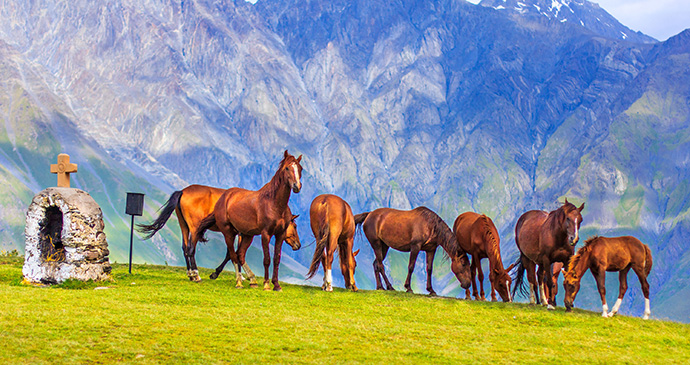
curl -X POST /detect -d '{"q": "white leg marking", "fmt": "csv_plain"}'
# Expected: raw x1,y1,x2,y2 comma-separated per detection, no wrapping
507,280,512,302
529,285,536,304
602,303,609,318
643,298,651,320
325,269,333,292
609,298,622,316
539,283,548,306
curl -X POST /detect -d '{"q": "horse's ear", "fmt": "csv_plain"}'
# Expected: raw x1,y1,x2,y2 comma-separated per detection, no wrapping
297,154,302,163
505,263,515,272
284,150,289,158
564,197,569,205
292,214,299,221
578,202,585,212
353,249,360,257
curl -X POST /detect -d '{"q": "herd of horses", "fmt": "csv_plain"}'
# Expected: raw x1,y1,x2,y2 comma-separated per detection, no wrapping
137,151,653,319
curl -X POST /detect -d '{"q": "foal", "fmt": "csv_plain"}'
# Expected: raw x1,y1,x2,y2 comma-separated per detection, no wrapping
563,236,653,319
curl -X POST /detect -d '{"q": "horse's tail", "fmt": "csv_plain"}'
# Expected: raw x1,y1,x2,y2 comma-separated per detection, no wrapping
354,212,370,226
644,244,653,276
306,222,330,279
195,213,216,243
136,190,183,240
511,254,531,300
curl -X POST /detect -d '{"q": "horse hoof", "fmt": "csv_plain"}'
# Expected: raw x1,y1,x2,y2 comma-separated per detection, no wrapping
273,286,282,292
249,283,259,289
326,286,333,292
351,287,359,292
209,273,218,280
376,286,385,290
547,305,555,311
387,287,395,291
428,291,437,297
235,284,244,289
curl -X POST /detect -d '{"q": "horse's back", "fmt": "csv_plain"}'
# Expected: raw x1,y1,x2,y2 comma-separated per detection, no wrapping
366,208,426,250
179,184,226,227
590,236,648,270
515,210,548,256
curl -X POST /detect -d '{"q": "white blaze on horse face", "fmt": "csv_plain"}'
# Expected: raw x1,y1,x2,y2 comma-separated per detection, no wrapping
292,163,301,186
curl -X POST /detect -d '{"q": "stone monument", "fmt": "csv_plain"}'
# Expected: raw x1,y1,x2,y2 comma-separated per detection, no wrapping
23,154,111,284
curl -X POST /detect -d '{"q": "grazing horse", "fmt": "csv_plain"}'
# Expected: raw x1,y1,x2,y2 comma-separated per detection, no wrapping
306,194,360,292
196,150,303,291
136,184,225,282
354,207,472,296
564,236,653,319
512,199,584,309
453,212,513,302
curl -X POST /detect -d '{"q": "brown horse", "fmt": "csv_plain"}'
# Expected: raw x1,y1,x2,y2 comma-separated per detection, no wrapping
453,212,513,302
196,150,303,291
137,184,225,282
512,199,584,309
306,194,360,292
563,236,653,319
354,207,471,296
207,209,301,284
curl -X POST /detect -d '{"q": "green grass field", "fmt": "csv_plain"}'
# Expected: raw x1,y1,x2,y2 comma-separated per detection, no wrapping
1,254,688,364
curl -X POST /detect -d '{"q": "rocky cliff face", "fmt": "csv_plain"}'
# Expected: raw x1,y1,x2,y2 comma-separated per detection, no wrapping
0,0,688,321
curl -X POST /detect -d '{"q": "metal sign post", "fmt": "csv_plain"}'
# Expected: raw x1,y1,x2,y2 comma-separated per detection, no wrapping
125,192,145,274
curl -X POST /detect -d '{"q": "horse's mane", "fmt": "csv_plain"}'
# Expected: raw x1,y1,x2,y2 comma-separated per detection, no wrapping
416,207,458,258
479,215,502,265
566,236,599,278
259,153,297,200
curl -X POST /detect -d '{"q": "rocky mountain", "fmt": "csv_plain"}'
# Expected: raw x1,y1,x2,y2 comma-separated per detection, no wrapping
0,0,688,321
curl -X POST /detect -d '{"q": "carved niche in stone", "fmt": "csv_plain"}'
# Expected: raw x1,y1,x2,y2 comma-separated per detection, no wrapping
23,187,111,284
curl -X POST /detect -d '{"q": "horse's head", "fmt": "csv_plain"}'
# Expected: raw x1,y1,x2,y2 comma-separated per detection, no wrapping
345,249,360,291
284,214,301,251
563,270,581,312
491,268,513,303
282,150,303,193
451,253,472,290
561,198,585,246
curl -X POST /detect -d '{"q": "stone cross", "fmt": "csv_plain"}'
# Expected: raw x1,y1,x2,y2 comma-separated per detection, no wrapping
50,153,78,188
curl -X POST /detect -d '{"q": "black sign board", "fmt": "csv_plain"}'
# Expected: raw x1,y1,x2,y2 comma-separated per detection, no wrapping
126,192,145,216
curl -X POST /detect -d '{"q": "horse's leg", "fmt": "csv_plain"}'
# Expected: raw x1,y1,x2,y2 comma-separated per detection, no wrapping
425,249,437,296
536,265,548,306
633,265,651,319
261,233,272,290
371,239,385,290
489,277,497,302
177,209,196,281
186,237,202,283
609,267,630,317
468,257,478,300
476,258,486,301
404,246,421,294
323,233,338,292
524,257,538,305
592,268,609,317
271,232,287,291
338,238,354,291
210,231,236,280
550,265,561,305
238,234,259,288
542,260,557,310
379,245,395,291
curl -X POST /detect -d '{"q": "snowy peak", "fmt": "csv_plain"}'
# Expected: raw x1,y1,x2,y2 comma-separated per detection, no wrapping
480,0,657,43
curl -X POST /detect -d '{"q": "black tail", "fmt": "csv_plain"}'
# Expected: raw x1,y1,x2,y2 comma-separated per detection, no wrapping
306,223,329,279
511,254,531,300
354,212,370,226
136,191,183,240
195,213,216,243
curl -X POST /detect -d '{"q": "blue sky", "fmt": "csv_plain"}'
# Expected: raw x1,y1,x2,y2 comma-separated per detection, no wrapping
465,0,689,41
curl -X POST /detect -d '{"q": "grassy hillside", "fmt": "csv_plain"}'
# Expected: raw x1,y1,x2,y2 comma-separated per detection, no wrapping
1,254,688,363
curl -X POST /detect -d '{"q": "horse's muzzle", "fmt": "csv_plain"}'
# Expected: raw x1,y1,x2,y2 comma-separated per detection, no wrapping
292,183,301,193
